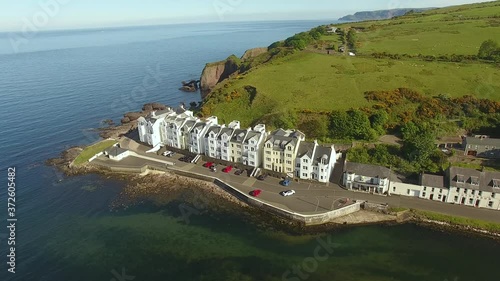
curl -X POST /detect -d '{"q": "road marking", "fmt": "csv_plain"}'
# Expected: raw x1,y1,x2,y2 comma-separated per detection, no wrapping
243,178,256,187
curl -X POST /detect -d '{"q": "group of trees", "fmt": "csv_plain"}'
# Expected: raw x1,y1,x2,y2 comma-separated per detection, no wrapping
478,39,500,62
346,29,357,52
269,26,328,51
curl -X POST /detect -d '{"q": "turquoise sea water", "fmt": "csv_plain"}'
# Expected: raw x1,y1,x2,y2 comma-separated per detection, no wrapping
0,21,499,281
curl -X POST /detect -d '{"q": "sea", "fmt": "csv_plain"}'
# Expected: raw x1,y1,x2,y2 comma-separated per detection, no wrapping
0,20,498,281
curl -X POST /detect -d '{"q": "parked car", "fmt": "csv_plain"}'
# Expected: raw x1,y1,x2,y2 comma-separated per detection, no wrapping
234,169,243,175
222,166,233,173
280,178,291,187
179,156,186,162
167,152,176,158
210,165,217,172
280,190,296,197
250,189,262,197
162,151,172,157
203,162,214,168
257,174,268,181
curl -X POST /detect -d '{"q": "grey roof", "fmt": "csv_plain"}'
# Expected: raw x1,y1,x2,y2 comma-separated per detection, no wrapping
465,137,500,147
449,166,500,192
244,131,261,144
105,146,127,157
421,174,446,189
205,125,223,138
182,120,197,131
345,162,391,179
313,146,332,165
193,122,206,131
231,129,248,143
219,128,235,139
297,142,316,158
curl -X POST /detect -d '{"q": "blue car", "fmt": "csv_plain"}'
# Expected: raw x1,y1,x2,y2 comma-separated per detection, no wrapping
280,178,291,186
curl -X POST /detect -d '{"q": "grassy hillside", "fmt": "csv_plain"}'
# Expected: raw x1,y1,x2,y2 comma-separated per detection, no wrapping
201,1,500,129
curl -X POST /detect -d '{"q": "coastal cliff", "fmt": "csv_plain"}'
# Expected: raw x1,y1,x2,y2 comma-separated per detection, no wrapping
200,47,267,98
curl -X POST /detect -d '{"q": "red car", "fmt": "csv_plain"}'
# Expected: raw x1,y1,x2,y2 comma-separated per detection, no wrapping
222,166,233,173
203,162,214,168
251,189,262,197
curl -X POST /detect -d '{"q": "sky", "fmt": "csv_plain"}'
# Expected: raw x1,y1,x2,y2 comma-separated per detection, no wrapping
0,0,490,32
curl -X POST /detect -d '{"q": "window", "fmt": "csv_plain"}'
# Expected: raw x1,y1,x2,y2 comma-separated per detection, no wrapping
454,196,458,202
287,154,292,158
303,173,307,177
250,161,254,165
286,161,292,164
469,198,473,204
489,201,494,208
288,147,292,151
287,168,292,172
303,159,308,163
296,164,301,168
479,191,482,196
456,187,460,192
251,148,255,152
457,174,465,183
432,188,435,192
231,144,234,148
267,144,271,148
439,189,442,194
438,195,442,200
266,151,271,155
393,187,396,192
471,176,479,186
266,158,271,161
471,190,475,195
493,193,496,198
321,176,324,180
237,145,241,148
423,187,427,191
407,189,410,195
494,179,500,188
423,192,426,197
266,164,271,169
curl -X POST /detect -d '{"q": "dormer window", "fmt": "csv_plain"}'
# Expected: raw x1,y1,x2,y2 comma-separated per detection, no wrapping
470,176,479,186
494,179,500,188
456,174,465,183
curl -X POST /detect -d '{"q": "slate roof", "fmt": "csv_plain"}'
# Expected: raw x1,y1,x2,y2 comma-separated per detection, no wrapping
231,129,248,143
218,128,235,139
205,125,223,138
313,146,333,165
244,131,262,144
448,166,500,192
105,146,128,157
297,142,316,158
344,162,391,179
421,174,446,189
465,137,500,147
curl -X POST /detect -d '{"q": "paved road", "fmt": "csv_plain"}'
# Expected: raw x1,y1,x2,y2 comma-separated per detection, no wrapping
96,141,500,223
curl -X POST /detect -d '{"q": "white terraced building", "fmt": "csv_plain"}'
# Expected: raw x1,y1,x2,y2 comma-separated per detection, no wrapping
188,116,218,155
204,124,225,159
295,140,337,183
242,124,267,168
263,129,305,176
137,108,175,147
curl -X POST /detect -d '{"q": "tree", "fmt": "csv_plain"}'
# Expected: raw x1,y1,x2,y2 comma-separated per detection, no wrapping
370,110,389,135
401,122,436,167
346,29,357,51
329,109,376,141
478,39,500,60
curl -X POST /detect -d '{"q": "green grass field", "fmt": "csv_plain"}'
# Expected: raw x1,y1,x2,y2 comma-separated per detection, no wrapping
73,140,117,166
204,51,500,126
415,210,500,233
201,1,500,127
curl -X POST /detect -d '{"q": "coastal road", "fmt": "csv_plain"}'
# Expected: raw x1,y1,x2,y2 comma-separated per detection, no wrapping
96,141,500,223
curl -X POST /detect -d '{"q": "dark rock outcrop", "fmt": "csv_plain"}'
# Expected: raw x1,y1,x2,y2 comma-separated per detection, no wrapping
180,80,200,92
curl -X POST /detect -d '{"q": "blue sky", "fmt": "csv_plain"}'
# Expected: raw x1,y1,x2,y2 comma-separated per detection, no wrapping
0,0,489,31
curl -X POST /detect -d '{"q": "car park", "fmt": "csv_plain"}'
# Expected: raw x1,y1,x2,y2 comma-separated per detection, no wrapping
250,189,262,197
280,190,295,197
257,174,268,181
280,178,291,186
222,166,233,173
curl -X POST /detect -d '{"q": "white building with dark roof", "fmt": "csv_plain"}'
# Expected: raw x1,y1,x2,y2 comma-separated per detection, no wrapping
343,162,393,194
188,116,218,155
295,141,317,180
137,109,174,147
229,128,249,163
217,121,240,162
242,124,267,168
446,167,500,210
163,111,195,149
312,144,336,183
204,124,225,159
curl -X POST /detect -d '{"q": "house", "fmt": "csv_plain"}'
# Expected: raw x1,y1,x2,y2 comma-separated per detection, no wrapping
204,124,225,159
137,109,174,147
263,129,305,176
312,145,336,183
104,145,130,161
420,174,448,202
218,121,240,161
163,111,194,149
446,167,500,210
343,162,393,194
242,124,267,168
179,118,199,150
326,26,338,33
463,136,500,158
295,141,317,180
188,116,218,155
229,128,249,163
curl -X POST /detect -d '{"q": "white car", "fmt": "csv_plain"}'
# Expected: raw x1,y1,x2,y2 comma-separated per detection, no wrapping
162,151,172,157
281,190,296,197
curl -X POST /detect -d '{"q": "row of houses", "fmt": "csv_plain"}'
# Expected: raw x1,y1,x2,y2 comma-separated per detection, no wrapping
343,162,500,211
137,108,337,183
